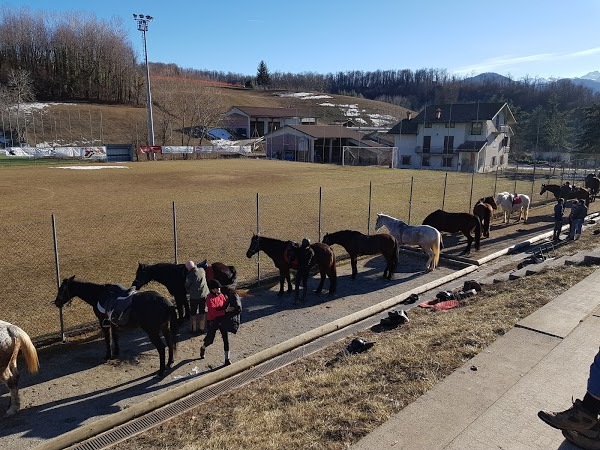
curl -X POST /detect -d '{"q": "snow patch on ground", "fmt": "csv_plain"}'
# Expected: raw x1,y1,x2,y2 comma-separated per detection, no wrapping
277,92,332,99
52,165,129,170
11,102,77,114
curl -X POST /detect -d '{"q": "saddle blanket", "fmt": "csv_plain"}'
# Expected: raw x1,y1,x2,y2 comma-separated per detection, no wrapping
512,195,522,204
418,298,460,311
97,289,136,326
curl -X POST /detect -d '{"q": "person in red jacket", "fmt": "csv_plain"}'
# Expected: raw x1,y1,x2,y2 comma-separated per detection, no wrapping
199,279,233,366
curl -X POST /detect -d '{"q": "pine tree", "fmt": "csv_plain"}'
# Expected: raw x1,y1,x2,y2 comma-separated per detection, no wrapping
256,60,271,88
576,103,600,154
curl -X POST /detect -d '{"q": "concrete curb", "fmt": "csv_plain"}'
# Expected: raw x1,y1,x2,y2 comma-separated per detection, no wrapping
35,264,479,450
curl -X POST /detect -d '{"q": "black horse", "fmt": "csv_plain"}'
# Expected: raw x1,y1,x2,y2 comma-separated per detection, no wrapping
473,196,497,238
322,230,398,279
54,276,178,376
423,209,481,255
585,174,600,201
540,184,590,206
132,261,237,322
245,235,337,297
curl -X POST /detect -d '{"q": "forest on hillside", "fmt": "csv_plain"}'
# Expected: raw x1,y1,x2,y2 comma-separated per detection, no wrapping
1,7,600,156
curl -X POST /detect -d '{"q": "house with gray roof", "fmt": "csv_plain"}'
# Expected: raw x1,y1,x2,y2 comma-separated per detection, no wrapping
388,103,516,172
225,106,318,139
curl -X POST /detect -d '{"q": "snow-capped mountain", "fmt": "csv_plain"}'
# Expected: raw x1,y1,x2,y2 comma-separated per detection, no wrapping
579,71,600,82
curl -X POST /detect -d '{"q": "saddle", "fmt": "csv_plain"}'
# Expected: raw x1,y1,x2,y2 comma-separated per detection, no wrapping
283,241,300,270
197,259,215,282
97,287,136,327
512,195,522,205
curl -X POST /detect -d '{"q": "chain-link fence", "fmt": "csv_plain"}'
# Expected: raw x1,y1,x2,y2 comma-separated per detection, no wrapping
4,162,598,345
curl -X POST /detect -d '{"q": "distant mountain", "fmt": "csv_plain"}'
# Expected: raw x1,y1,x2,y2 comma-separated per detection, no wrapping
571,71,600,92
580,71,600,82
465,71,600,93
463,72,513,84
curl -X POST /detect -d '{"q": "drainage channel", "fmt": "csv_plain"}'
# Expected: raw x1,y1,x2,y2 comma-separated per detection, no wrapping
67,314,384,450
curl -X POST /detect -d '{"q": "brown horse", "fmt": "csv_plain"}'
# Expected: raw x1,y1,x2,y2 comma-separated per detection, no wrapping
423,209,481,255
473,196,497,238
322,230,398,279
246,235,337,297
585,174,600,201
540,184,590,206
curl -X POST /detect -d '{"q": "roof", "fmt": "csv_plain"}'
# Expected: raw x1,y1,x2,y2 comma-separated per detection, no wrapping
387,119,419,135
413,103,511,123
283,124,370,140
228,106,314,119
456,140,488,152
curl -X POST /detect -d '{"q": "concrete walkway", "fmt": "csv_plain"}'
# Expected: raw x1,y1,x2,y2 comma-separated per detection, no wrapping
353,268,600,450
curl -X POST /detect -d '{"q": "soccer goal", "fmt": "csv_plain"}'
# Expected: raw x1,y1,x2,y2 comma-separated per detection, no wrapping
342,146,398,168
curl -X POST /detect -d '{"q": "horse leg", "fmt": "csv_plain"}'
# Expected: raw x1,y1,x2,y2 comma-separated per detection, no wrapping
285,268,294,294
175,297,185,324
99,318,112,361
350,255,358,280
294,271,301,302
460,232,473,255
315,269,326,295
111,325,120,358
3,370,20,417
181,295,191,321
162,325,174,368
146,330,167,376
277,269,285,296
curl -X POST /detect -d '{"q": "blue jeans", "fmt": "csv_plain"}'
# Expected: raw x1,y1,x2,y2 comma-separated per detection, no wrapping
571,219,584,238
587,348,600,398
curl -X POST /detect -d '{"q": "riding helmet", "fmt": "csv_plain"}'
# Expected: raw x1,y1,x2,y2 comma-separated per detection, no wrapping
301,238,311,248
208,279,222,290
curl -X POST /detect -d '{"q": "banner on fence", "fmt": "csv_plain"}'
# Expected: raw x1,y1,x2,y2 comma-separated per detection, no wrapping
139,145,162,154
5,146,107,160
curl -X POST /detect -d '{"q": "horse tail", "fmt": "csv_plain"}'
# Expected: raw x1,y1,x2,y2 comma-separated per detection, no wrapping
12,325,39,374
433,232,441,268
474,216,481,250
228,265,237,285
168,305,178,351
392,237,399,269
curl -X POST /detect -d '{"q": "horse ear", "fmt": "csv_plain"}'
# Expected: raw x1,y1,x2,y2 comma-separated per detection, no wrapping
69,275,75,281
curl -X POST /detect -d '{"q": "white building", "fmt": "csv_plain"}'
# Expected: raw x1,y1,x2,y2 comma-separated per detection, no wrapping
388,102,516,173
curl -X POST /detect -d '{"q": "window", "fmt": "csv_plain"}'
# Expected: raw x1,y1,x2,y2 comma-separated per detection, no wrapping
422,156,430,166
471,122,483,135
443,136,454,154
401,155,411,165
442,157,453,167
425,122,432,128
445,122,455,128
423,136,431,153
500,155,504,165
502,136,509,147
491,156,497,166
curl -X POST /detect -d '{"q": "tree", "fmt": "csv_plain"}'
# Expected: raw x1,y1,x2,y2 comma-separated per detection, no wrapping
256,60,271,88
576,103,600,154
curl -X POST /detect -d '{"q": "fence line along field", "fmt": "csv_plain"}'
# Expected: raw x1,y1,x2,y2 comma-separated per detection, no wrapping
0,158,567,342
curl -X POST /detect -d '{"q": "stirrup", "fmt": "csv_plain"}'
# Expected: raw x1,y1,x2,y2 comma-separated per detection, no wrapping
101,319,111,328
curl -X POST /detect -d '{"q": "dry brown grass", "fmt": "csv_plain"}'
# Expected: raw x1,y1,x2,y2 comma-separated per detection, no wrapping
115,255,598,450
0,158,568,341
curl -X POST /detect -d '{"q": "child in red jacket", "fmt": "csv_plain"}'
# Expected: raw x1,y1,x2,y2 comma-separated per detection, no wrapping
199,279,232,366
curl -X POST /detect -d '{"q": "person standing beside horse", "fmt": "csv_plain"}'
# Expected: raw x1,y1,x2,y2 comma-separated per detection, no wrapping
199,279,232,366
570,199,588,240
185,260,209,335
553,198,565,241
291,238,315,302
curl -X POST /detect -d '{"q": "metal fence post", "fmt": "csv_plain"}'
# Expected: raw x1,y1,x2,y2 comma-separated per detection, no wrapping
442,172,448,210
494,166,499,195
561,163,565,185
408,176,414,225
514,164,518,193
256,193,261,286
52,214,66,343
318,186,322,241
172,201,178,264
530,163,536,201
367,181,372,235
469,171,475,212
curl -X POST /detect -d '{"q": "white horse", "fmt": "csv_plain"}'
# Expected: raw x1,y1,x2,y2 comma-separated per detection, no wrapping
0,320,39,417
496,192,531,224
375,213,442,271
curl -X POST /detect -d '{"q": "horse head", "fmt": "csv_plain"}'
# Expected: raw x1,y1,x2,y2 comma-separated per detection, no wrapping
246,234,260,258
540,184,547,195
55,275,76,308
484,196,497,209
132,263,150,289
375,214,384,230
322,233,331,245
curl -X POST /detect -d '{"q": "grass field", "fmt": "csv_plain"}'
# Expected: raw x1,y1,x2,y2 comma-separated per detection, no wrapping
0,158,559,341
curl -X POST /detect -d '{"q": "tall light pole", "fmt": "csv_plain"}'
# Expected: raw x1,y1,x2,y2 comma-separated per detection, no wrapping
133,13,155,146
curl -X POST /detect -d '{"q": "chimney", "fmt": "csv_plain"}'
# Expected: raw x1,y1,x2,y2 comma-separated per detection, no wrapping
435,108,442,119
406,111,412,120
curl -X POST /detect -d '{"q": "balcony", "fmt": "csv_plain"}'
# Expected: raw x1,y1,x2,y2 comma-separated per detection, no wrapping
415,145,455,154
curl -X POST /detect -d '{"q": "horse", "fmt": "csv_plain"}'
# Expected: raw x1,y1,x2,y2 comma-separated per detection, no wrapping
322,230,398,279
539,184,590,206
374,213,441,271
496,192,531,223
245,235,337,297
0,320,39,417
473,196,497,238
132,261,237,323
584,174,599,201
55,276,178,376
423,209,481,255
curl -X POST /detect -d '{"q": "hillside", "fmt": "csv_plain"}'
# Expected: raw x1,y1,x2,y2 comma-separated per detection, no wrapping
13,77,412,148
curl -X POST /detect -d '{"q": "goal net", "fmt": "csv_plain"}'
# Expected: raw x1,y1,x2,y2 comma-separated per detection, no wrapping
342,146,397,168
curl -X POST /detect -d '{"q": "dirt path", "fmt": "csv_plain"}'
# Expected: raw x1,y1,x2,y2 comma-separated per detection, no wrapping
1,199,594,449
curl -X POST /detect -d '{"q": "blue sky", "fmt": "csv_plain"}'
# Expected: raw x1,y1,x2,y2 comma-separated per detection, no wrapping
3,0,600,80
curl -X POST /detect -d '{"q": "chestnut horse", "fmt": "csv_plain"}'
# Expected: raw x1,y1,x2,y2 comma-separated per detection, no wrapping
473,196,497,238
423,209,481,255
245,235,337,297
322,230,398,279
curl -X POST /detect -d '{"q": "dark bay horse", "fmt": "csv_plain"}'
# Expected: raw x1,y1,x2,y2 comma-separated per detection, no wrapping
540,184,590,206
245,235,337,297
1,320,39,417
322,230,398,279
54,276,178,376
423,209,481,255
132,261,237,322
585,174,600,201
473,196,497,238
